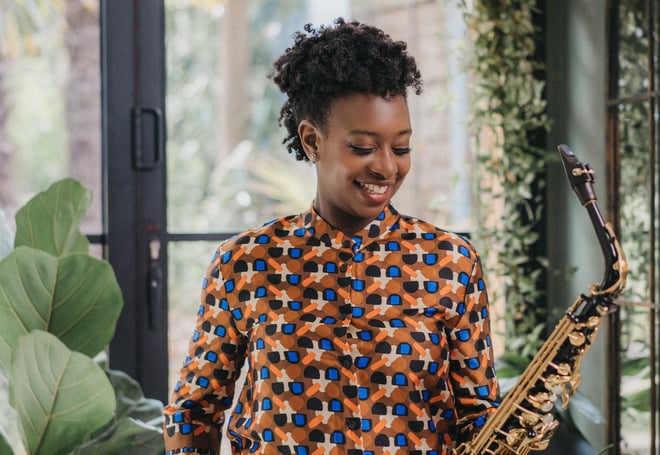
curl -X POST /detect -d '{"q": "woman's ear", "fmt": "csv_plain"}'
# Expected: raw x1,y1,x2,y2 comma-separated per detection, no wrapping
298,120,321,162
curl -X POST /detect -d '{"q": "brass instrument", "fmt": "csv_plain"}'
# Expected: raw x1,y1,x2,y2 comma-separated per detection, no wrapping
455,145,628,454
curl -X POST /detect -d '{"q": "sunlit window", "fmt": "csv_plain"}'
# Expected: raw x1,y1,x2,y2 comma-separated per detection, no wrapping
0,2,102,450
0,2,102,235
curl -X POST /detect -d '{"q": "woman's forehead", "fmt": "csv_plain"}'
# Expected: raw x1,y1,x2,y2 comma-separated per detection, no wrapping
326,93,411,133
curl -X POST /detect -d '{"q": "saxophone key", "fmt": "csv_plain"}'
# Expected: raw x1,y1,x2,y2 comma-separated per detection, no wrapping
568,330,586,346
526,391,555,413
515,404,542,426
505,428,527,446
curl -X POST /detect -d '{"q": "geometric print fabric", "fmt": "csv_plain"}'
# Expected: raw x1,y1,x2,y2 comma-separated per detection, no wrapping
163,204,500,455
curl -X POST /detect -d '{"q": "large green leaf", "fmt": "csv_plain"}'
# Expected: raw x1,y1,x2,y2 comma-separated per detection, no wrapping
71,369,164,454
0,247,123,372
0,425,15,455
71,418,163,455
107,369,164,423
568,393,605,425
10,331,116,455
0,209,13,261
14,178,91,256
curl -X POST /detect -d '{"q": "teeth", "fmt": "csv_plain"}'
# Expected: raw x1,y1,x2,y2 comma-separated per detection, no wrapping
358,182,388,194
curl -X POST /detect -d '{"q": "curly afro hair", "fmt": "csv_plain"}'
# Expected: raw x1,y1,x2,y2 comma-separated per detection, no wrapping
270,17,423,161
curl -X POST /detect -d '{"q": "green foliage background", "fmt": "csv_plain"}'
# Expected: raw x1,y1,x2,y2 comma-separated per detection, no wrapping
463,0,551,361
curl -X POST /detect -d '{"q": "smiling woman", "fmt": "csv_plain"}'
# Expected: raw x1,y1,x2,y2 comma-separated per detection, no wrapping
163,17,498,455
164,3,477,405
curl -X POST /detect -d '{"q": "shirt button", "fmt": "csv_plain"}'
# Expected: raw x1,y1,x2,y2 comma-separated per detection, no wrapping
339,356,352,369
346,419,359,430
339,264,347,272
342,240,351,248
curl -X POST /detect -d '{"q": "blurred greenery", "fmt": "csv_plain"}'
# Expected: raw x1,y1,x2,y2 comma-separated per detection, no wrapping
464,0,551,364
1,1,68,215
614,1,657,450
165,0,313,234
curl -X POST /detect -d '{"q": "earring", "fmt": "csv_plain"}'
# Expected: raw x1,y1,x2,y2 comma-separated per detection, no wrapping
309,152,318,163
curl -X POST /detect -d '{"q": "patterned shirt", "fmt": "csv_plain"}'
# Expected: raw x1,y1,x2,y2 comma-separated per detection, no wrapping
163,205,499,455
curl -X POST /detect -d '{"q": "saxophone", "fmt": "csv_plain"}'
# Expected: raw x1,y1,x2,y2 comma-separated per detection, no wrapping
455,145,628,454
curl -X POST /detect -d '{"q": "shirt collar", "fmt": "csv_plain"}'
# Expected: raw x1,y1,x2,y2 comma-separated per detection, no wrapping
300,204,402,252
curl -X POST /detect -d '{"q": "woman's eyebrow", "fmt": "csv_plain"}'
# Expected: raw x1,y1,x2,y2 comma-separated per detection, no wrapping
348,129,413,136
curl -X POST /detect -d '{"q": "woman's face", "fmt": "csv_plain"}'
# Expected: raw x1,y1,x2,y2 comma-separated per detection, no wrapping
299,93,412,235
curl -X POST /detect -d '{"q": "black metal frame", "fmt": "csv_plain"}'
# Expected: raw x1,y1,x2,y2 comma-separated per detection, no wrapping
101,0,169,401
100,0,237,402
606,0,659,452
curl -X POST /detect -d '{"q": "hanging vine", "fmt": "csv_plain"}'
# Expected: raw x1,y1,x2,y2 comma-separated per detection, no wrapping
461,0,553,363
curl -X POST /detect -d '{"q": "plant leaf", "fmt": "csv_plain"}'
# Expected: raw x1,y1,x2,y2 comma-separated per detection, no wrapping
568,393,605,424
0,247,123,372
10,330,116,455
0,424,15,455
70,369,164,454
0,209,13,262
14,178,91,256
108,369,164,423
71,418,163,455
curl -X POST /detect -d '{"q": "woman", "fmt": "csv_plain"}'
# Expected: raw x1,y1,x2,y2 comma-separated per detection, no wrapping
164,18,499,455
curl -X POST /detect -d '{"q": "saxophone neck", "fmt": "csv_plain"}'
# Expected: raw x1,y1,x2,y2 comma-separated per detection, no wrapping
558,145,628,300
589,222,628,298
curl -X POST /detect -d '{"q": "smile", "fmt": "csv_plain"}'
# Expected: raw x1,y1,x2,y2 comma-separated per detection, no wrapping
356,181,389,194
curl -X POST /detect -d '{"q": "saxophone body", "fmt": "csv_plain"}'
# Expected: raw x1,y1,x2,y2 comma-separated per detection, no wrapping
455,145,628,454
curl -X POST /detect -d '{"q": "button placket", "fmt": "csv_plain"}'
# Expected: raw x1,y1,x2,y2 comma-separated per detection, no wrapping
337,256,353,324
336,238,366,446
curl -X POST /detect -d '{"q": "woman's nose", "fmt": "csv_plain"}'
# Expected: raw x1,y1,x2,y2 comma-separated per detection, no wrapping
369,148,397,178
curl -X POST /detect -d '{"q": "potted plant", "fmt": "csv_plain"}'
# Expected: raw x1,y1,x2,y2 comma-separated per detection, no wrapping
0,179,164,454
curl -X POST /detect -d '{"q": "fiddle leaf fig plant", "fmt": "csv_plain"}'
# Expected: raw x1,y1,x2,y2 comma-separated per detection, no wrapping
0,178,164,454
10,330,116,455
0,246,123,371
14,178,91,256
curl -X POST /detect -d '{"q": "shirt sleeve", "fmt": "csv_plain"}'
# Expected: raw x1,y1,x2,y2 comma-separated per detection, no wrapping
163,248,247,454
448,252,500,442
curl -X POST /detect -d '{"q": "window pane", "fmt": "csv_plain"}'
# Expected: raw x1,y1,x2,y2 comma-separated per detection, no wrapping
0,1,102,450
165,0,323,234
167,240,221,390
617,100,654,454
165,0,476,234
0,1,102,235
617,0,650,99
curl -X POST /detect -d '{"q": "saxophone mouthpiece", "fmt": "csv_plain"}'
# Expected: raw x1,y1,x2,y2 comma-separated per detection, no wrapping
557,144,597,206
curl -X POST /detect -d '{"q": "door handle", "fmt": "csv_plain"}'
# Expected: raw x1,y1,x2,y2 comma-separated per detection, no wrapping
147,238,163,330
132,106,164,170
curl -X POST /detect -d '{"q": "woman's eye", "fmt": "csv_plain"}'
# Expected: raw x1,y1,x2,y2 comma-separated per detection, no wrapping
349,145,376,155
393,147,412,155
